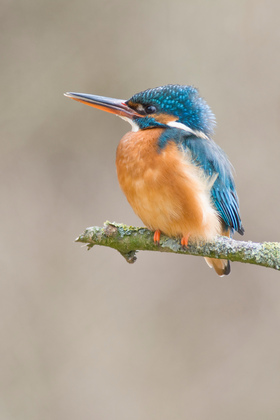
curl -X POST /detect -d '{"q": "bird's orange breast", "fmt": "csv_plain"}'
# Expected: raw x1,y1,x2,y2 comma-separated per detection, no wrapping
116,128,221,241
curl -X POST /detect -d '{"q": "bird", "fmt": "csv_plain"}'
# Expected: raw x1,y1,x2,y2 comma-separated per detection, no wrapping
64,84,244,276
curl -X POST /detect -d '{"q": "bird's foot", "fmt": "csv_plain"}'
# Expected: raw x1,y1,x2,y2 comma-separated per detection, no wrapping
181,234,190,248
153,230,161,245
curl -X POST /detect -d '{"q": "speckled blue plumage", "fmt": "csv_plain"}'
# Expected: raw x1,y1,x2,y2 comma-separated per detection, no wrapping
129,84,215,135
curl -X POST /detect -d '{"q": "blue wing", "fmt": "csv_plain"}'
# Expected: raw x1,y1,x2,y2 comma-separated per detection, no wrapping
182,135,244,235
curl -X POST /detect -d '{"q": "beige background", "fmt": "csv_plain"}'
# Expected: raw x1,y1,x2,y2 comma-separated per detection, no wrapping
1,0,280,419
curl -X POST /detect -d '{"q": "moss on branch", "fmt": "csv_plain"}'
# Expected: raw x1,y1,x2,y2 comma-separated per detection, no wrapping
75,221,280,271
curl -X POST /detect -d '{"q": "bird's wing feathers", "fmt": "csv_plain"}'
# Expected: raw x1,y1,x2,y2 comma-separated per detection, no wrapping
180,134,244,235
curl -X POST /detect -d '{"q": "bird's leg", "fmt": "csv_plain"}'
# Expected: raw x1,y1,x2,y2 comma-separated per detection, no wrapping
181,234,190,248
153,230,161,245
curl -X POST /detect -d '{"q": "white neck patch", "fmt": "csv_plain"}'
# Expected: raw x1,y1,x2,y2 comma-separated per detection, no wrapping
167,120,209,139
118,116,209,139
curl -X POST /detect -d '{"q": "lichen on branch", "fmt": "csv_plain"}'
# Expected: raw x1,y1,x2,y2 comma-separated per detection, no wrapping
75,221,280,271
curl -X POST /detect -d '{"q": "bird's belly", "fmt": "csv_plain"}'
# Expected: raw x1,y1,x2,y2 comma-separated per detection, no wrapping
124,174,183,231
116,130,220,240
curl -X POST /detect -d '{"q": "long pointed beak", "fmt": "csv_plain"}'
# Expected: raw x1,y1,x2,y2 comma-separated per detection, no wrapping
64,92,141,118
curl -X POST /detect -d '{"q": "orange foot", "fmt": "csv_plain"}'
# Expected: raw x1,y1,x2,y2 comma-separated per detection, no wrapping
181,234,190,248
153,230,161,245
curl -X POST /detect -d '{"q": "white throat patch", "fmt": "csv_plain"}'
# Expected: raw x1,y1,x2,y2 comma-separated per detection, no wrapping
119,116,139,132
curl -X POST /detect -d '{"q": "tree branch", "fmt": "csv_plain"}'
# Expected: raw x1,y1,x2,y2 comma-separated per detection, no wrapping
75,221,280,271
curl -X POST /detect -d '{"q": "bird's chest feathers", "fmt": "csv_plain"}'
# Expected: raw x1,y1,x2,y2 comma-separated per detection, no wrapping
116,129,174,217
116,129,219,239
116,129,163,178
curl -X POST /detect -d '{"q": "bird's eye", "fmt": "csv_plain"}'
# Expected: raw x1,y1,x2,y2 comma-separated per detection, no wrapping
145,105,157,114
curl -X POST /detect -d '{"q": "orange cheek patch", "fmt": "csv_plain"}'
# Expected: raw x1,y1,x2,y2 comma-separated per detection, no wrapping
153,113,177,124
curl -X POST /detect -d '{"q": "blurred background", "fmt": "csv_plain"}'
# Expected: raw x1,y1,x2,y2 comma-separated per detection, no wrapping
1,0,280,419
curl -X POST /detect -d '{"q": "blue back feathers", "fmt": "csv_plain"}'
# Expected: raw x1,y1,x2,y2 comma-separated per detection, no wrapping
183,134,244,235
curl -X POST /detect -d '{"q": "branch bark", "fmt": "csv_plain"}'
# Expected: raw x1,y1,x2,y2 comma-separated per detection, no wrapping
75,221,280,271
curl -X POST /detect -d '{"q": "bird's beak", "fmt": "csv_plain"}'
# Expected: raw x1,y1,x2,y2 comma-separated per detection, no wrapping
64,92,141,118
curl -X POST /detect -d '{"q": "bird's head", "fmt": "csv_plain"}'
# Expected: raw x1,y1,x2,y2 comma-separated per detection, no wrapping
65,84,215,138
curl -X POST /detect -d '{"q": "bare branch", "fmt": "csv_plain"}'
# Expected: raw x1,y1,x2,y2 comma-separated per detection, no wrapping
75,221,280,271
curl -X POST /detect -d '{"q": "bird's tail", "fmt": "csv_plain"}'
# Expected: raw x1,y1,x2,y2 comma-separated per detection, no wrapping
204,257,230,276
204,227,231,276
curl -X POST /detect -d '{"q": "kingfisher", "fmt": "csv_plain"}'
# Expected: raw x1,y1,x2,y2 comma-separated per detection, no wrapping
65,84,244,276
